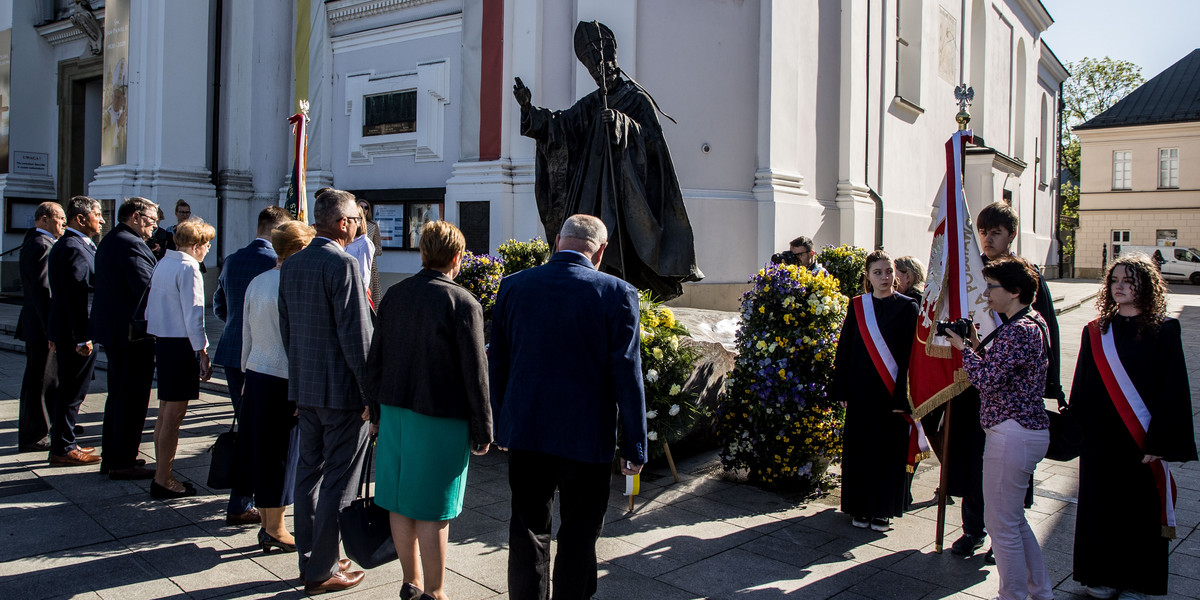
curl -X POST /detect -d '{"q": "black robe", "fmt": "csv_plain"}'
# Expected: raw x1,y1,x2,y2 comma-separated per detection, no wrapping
1070,316,1196,595
833,293,919,519
520,79,702,300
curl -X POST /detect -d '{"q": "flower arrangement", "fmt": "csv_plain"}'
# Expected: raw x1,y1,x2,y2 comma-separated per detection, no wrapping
454,251,505,320
497,238,552,276
817,244,869,298
638,291,704,459
716,262,848,490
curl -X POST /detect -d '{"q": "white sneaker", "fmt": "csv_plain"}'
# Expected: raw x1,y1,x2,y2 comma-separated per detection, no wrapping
869,518,892,532
1117,591,1144,600
1085,585,1118,599
850,517,870,528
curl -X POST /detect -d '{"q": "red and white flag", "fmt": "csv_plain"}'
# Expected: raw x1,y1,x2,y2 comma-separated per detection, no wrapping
908,130,997,419
285,100,310,224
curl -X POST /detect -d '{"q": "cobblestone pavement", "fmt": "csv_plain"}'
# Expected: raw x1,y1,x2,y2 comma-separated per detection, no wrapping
0,279,1197,599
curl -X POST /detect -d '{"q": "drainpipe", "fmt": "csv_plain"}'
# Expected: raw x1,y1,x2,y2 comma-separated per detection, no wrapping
865,0,884,249
210,0,225,266
1055,80,1065,278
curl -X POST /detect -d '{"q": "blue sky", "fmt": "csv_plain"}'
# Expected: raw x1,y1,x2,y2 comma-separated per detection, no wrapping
1040,0,1200,79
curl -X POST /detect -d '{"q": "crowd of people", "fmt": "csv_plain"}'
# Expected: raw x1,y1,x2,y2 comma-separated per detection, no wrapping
827,201,1195,600
15,191,647,600
12,192,1195,599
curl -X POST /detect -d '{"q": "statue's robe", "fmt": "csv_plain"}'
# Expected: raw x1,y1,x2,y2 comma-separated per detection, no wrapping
521,79,702,300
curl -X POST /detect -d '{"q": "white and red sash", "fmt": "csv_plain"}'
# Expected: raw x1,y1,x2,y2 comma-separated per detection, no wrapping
1088,320,1178,538
853,295,898,395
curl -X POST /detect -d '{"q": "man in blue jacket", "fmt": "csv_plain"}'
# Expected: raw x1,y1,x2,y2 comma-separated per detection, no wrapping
490,214,647,600
211,205,291,524
16,202,66,452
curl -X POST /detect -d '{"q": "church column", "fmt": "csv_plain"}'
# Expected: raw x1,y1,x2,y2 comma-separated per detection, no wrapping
835,0,876,249
0,0,58,206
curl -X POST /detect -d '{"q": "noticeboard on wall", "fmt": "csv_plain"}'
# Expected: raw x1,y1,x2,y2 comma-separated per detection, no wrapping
349,187,445,250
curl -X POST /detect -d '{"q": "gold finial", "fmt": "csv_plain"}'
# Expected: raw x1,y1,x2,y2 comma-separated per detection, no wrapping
954,84,974,130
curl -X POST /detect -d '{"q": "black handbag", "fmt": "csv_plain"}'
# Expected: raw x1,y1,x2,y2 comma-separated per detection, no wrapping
338,436,397,569
207,415,238,489
1045,398,1084,462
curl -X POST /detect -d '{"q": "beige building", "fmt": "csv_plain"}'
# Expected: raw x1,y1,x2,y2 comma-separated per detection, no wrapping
1074,48,1200,280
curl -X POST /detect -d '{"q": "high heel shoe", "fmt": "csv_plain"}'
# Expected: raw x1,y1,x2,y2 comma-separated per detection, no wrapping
150,480,197,499
258,528,296,553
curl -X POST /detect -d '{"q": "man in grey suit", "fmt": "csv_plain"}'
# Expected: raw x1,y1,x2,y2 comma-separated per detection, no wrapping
279,189,373,594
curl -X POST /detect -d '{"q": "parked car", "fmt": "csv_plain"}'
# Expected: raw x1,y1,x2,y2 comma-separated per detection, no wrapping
1114,244,1200,284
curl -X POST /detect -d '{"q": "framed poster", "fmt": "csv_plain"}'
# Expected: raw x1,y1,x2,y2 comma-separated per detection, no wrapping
5,198,44,233
349,188,445,250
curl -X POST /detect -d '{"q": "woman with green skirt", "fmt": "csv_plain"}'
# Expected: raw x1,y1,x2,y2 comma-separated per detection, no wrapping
366,220,492,600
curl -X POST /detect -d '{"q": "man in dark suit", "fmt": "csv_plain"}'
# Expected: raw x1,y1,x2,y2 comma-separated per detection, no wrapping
279,189,372,594
490,214,647,600
212,204,291,524
92,197,158,479
47,196,105,466
15,202,66,452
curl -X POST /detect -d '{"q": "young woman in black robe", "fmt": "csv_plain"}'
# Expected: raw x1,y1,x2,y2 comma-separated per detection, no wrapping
1070,255,1196,599
833,250,919,531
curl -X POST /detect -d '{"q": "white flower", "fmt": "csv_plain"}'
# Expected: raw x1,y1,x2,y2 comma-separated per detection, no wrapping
646,410,658,419
648,431,659,441
669,404,680,416
646,369,659,383
668,384,681,396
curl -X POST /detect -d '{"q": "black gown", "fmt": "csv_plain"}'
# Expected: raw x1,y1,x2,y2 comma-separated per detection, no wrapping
1071,316,1196,595
834,293,919,519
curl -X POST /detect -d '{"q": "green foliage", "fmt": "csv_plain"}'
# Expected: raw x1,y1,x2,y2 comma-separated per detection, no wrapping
638,292,704,458
716,263,848,490
497,238,551,276
816,244,869,298
1061,57,1144,181
453,251,505,320
1060,181,1080,257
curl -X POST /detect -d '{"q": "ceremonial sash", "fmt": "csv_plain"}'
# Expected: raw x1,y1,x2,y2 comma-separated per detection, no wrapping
1088,321,1178,538
854,295,898,395
900,413,932,473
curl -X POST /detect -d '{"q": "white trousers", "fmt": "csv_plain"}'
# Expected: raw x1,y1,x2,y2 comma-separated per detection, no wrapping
983,418,1052,600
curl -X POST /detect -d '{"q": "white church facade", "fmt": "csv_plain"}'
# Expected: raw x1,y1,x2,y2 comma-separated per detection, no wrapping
0,0,1067,309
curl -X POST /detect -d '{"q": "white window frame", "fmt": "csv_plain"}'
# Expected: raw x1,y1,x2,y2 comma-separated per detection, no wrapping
1112,151,1132,190
1159,148,1179,189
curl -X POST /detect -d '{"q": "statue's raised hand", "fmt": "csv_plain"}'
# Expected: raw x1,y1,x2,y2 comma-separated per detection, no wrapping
513,77,532,108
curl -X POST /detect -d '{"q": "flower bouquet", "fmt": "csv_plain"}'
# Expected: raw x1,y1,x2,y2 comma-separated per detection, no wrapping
716,262,848,491
454,251,505,320
497,238,551,276
638,291,703,460
816,244,869,299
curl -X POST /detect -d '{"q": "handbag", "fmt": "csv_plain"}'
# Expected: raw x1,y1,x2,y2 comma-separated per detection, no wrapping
1045,397,1084,462
338,435,397,569
207,414,238,489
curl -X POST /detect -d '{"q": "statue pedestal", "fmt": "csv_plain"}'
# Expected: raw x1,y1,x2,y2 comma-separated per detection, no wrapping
673,307,740,436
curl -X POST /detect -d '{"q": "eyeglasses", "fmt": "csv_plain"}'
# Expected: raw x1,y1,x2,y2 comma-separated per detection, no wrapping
344,216,362,223
985,284,1005,290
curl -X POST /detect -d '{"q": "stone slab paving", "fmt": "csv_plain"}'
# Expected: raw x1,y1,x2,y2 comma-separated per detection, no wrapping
0,280,1196,599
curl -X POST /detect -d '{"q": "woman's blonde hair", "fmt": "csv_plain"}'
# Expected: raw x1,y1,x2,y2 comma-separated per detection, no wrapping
173,218,216,248
419,220,466,270
894,255,926,290
271,221,317,261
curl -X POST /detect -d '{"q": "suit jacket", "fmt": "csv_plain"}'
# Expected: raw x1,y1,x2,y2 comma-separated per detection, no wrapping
90,222,157,348
47,230,96,346
366,268,492,446
212,238,277,367
489,251,647,464
16,229,55,343
278,237,373,410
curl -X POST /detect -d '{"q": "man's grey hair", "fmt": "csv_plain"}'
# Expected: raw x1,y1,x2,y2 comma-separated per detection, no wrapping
34,201,63,221
66,195,100,222
118,197,157,223
559,214,608,252
313,189,358,228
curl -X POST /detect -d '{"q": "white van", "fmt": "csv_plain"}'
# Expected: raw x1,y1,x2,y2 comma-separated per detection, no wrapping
1114,244,1200,285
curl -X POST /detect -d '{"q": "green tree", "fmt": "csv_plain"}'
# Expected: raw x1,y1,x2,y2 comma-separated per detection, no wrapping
1059,57,1144,256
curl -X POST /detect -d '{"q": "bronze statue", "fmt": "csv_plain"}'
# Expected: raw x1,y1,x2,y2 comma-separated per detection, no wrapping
513,21,702,300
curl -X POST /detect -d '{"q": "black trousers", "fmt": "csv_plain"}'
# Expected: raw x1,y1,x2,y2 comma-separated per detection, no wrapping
18,338,56,447
99,340,155,470
508,450,611,600
51,345,96,455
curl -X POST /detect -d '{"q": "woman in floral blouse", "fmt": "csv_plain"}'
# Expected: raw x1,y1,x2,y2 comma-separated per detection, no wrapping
944,256,1051,600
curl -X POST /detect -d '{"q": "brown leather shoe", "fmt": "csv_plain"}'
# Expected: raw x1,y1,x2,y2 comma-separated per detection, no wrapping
226,508,261,525
78,446,96,454
304,570,364,595
337,559,351,572
109,465,156,480
49,449,102,466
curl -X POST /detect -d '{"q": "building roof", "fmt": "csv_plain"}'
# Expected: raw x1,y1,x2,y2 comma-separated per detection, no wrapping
1074,48,1200,131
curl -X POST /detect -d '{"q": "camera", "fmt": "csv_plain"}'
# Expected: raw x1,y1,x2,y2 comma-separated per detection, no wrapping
935,318,974,338
770,251,800,266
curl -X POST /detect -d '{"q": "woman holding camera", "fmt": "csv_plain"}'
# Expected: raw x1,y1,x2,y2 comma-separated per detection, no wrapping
1069,255,1195,600
944,256,1051,600
833,250,919,532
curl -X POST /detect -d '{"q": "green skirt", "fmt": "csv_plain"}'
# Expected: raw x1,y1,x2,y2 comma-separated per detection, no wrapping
375,405,471,521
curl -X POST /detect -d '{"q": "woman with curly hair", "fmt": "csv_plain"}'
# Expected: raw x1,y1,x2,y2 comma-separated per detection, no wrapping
1069,254,1196,600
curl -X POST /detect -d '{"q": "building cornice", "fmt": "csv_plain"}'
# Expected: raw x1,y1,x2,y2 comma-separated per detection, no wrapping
1039,43,1069,83
1074,120,1200,141
326,0,444,25
1015,0,1054,33
35,11,105,47
331,13,462,53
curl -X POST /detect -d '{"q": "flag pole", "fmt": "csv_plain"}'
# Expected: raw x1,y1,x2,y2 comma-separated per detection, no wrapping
933,85,974,554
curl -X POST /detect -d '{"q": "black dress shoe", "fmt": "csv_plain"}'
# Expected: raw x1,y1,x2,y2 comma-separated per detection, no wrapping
226,508,261,525
100,458,147,475
109,466,155,480
400,582,424,600
18,439,51,452
150,480,197,499
950,533,987,557
258,528,296,553
73,424,84,435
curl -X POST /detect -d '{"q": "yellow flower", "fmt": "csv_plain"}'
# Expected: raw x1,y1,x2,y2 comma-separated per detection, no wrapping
777,369,787,380
658,307,676,328
652,348,664,360
758,305,766,314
